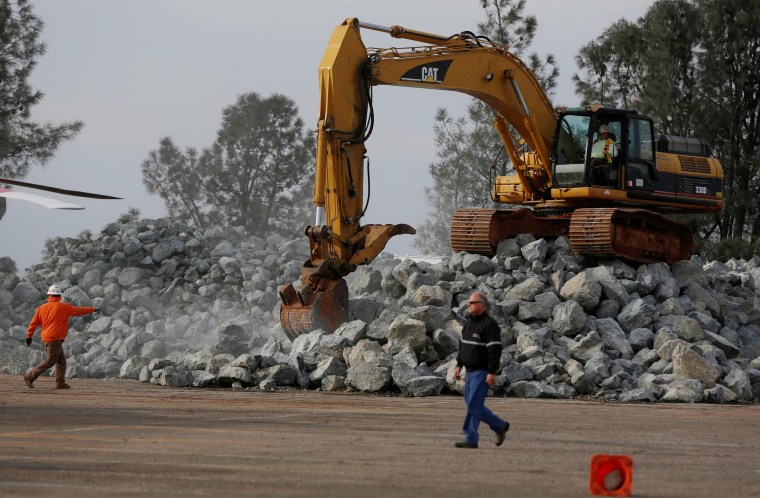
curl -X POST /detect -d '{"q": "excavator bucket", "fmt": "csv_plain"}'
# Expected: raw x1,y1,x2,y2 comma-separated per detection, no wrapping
278,278,349,341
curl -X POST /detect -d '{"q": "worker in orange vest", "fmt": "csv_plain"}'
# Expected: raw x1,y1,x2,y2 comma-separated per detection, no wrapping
590,123,619,185
24,285,99,389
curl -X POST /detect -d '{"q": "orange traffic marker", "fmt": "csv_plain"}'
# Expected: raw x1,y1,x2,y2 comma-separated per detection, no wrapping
589,454,633,496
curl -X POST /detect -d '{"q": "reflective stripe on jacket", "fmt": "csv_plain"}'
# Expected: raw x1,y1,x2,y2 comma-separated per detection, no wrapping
27,296,96,342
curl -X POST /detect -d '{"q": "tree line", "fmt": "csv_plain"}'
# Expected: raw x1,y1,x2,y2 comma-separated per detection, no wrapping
2,0,759,259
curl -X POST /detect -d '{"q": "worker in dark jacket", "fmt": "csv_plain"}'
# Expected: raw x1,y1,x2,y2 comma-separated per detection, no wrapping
453,291,509,449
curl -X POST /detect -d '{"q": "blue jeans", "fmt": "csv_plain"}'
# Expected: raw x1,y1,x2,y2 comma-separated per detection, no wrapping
463,369,507,444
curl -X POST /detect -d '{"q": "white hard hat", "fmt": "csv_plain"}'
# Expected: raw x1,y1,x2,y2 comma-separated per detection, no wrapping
599,124,609,133
47,285,62,295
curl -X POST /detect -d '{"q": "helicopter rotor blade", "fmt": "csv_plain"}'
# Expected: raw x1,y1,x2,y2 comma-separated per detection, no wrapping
0,177,121,200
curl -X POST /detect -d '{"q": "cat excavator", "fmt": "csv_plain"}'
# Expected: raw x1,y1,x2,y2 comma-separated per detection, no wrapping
278,18,723,340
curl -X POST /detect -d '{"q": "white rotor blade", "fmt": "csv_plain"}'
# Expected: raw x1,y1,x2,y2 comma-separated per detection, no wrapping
0,188,85,210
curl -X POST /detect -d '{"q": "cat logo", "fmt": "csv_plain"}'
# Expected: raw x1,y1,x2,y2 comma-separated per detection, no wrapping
400,60,453,84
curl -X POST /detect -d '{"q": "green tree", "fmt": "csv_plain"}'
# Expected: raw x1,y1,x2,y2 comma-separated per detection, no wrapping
414,0,558,254
0,0,82,179
696,0,760,243
141,138,208,227
573,0,760,254
142,92,315,238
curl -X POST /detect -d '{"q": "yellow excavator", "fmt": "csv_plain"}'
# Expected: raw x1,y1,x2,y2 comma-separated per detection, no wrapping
278,18,723,340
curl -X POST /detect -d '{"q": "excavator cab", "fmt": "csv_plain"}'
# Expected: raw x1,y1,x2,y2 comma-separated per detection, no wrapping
552,108,657,193
553,109,658,195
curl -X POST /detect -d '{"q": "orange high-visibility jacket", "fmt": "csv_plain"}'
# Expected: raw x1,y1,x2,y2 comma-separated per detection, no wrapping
27,296,96,343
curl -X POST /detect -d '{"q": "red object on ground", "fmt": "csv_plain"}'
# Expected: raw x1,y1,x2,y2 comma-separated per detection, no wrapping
589,454,633,496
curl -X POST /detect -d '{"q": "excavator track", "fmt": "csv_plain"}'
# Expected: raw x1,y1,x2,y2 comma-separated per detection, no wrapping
569,208,693,265
450,208,497,255
451,208,572,256
451,207,692,265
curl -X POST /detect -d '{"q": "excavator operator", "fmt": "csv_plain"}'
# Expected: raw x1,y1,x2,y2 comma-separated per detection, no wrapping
590,123,619,186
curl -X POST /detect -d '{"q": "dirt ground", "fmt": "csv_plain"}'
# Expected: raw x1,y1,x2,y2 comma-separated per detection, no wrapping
0,374,758,497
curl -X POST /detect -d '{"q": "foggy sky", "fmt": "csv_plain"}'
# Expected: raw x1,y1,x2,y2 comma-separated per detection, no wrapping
2,0,654,270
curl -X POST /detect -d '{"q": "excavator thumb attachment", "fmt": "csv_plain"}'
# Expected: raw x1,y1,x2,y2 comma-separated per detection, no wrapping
278,278,349,341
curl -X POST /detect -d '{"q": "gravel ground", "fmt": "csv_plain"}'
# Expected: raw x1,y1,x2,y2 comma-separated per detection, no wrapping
0,374,758,497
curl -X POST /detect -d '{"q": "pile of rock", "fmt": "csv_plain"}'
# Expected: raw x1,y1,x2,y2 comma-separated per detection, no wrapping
1,218,759,404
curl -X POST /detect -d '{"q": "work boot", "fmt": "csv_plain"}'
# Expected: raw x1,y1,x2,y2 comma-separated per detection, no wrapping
23,374,34,389
454,440,478,449
56,383,71,389
495,421,510,446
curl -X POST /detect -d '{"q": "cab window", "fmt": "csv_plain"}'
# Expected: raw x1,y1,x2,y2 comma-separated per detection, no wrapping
626,118,655,189
553,114,589,186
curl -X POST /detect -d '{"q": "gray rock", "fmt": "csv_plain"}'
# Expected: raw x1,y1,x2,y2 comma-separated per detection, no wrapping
507,380,559,398
381,267,406,298
702,330,740,358
496,238,521,260
265,364,299,386
517,301,552,322
584,353,610,385
291,329,324,356
410,286,453,308
657,339,691,362
366,308,399,343
192,371,217,388
119,357,149,379
261,337,284,357
445,361,465,394
406,376,446,397
392,259,423,288
566,331,605,363
559,272,602,311
217,365,252,385
521,239,548,263
671,316,705,342
462,254,496,276
349,267,383,295
13,282,41,302
321,375,346,391
672,343,720,388
432,329,460,358
385,316,426,355
595,300,620,320
140,340,164,359
660,379,704,403
505,277,545,302
617,298,657,333
551,300,587,336
347,363,391,392
632,348,660,369
392,346,419,369
309,357,347,384
703,384,738,404
118,267,144,287
335,320,367,344
595,318,633,356
723,369,753,401
391,362,419,394
160,365,194,387
501,361,534,384
629,328,655,352
619,387,657,402
585,266,629,308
